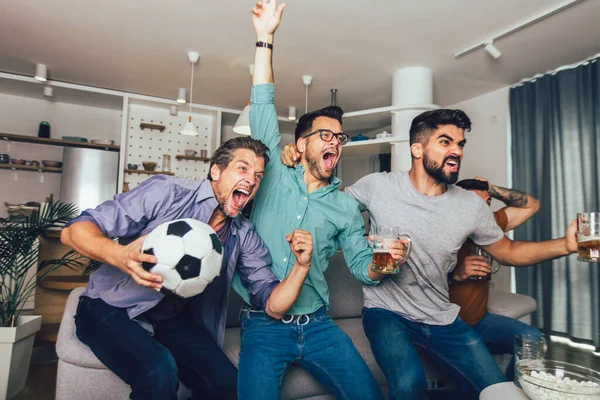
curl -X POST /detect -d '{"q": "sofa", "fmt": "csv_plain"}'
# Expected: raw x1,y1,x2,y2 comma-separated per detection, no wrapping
55,253,537,399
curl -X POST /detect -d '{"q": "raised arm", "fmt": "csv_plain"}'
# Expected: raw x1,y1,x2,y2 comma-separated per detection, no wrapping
249,0,286,160
487,181,540,232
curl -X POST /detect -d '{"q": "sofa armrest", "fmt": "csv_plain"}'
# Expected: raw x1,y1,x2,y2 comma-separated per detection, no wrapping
487,289,537,320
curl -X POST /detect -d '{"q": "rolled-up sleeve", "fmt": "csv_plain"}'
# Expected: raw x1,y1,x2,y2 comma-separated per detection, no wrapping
65,175,171,238
236,226,280,309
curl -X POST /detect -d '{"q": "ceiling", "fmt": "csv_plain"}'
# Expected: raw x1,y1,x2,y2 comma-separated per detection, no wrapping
1,0,599,130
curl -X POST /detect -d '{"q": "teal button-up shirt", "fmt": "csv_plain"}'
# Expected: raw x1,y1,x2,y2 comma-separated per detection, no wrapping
232,83,377,315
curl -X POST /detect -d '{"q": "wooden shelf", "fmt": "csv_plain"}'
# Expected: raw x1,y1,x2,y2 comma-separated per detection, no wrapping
124,169,174,176
139,122,166,132
175,155,210,162
38,275,89,290
0,133,120,152
0,164,62,173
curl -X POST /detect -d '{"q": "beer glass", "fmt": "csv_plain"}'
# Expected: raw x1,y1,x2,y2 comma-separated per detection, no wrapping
514,333,546,387
468,245,494,281
577,212,600,262
370,226,412,274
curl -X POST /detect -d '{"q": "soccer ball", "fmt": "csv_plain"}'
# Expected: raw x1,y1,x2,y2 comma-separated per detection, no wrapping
141,219,223,298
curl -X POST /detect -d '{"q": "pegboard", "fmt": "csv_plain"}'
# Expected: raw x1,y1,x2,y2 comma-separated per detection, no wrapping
124,103,217,189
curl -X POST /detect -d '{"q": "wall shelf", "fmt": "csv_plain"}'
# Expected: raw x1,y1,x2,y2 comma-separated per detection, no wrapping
139,122,166,132
124,168,174,176
175,155,210,162
0,164,62,173
341,137,398,157
0,133,120,152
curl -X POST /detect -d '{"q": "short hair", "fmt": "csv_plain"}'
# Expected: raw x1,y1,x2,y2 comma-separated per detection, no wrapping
455,179,489,192
409,109,472,145
294,106,344,143
207,136,270,180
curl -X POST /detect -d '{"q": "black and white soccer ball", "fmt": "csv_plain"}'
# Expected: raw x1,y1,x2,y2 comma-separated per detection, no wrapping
141,218,223,298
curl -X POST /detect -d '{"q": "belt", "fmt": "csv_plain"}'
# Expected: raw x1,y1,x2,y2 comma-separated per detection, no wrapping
246,306,326,326
281,306,326,326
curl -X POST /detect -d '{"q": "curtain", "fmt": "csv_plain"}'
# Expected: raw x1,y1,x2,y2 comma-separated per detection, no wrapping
510,57,600,347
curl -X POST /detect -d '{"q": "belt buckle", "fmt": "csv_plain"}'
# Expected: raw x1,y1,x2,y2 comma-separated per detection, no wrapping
297,314,310,326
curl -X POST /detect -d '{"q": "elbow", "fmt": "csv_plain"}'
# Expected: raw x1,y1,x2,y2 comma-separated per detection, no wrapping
531,197,541,213
264,300,284,320
61,226,73,247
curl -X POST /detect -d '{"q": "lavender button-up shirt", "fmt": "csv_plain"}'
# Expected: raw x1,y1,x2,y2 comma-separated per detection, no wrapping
72,175,279,347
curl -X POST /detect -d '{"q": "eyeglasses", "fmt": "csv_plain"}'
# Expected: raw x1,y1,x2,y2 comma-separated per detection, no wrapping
302,129,349,145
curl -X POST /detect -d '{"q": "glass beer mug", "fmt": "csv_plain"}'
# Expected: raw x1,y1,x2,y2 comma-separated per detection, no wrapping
370,226,412,274
577,212,600,262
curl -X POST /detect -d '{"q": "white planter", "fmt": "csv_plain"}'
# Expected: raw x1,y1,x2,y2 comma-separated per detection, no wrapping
0,315,42,399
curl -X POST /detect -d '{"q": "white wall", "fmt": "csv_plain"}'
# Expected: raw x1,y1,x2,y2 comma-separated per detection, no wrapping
220,123,295,146
0,92,121,218
449,86,513,292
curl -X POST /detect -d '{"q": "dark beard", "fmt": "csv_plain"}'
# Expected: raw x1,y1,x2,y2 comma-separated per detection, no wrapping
305,147,332,181
213,186,236,218
423,154,459,185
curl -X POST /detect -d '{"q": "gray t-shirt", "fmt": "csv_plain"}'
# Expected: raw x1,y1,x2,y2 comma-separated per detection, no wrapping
345,171,504,325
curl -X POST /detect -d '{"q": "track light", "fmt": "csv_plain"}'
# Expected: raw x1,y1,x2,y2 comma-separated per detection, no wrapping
43,86,53,98
35,64,47,82
484,41,501,59
177,88,187,104
288,106,296,121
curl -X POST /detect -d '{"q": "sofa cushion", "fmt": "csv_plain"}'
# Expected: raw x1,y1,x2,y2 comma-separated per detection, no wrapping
488,289,537,320
325,253,365,319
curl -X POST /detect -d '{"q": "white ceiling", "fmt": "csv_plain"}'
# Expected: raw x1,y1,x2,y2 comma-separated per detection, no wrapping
1,0,599,130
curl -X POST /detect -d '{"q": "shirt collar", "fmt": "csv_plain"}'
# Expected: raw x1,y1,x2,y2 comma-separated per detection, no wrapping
195,179,243,230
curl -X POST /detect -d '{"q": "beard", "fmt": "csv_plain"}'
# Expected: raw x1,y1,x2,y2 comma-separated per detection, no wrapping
423,153,460,184
304,146,334,181
212,185,238,218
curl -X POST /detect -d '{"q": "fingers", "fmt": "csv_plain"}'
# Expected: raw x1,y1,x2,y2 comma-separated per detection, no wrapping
276,2,286,19
127,262,163,289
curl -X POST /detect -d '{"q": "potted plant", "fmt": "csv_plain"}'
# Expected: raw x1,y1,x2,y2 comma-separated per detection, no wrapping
0,200,93,399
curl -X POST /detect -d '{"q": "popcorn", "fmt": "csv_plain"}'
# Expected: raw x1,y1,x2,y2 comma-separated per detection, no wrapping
520,370,600,400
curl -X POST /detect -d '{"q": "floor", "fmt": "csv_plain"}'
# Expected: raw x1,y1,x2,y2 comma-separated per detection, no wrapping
12,341,600,399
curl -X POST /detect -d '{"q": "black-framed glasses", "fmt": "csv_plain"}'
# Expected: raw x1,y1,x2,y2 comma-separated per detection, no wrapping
302,129,349,145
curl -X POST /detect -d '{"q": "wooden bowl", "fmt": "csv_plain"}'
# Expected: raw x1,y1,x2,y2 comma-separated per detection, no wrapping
142,161,157,171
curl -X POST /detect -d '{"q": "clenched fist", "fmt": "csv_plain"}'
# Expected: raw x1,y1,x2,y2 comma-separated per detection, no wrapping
285,229,313,269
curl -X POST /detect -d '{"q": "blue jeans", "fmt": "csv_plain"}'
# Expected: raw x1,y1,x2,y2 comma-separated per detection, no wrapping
237,307,383,400
75,296,237,400
472,312,543,381
362,307,506,400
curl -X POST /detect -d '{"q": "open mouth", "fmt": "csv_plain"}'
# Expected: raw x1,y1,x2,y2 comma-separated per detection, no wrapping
445,158,460,172
322,149,338,170
231,187,251,209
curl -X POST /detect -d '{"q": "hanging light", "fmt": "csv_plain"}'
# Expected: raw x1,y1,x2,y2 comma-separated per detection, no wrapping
35,64,47,82
233,103,251,135
180,51,200,136
233,64,254,135
177,88,187,104
302,75,313,114
288,106,297,121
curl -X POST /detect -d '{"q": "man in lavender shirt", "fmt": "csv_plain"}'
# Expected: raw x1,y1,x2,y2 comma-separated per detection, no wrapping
62,137,314,400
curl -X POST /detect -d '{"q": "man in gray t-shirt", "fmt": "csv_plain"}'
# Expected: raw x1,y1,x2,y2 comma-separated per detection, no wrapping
280,109,578,398
344,109,578,400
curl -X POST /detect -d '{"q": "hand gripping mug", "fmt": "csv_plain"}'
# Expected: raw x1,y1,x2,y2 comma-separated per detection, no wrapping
370,226,412,274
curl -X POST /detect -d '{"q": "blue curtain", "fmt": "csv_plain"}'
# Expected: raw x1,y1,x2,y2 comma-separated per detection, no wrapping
510,57,600,346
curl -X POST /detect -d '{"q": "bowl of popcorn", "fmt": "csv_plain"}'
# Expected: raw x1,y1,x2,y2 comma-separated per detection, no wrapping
517,359,600,399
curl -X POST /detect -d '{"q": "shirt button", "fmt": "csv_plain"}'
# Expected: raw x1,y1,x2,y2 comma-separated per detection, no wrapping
283,258,287,262
304,196,307,200
297,215,301,220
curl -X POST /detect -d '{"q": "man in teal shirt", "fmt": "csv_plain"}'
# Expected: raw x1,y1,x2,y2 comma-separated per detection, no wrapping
233,2,408,399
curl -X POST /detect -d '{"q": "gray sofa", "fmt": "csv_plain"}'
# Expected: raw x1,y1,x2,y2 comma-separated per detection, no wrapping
55,253,537,399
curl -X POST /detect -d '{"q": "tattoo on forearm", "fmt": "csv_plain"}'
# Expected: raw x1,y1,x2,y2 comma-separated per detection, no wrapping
489,185,529,207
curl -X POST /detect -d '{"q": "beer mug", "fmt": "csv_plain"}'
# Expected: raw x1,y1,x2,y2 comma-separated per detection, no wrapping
468,245,494,281
577,212,600,262
370,226,412,274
